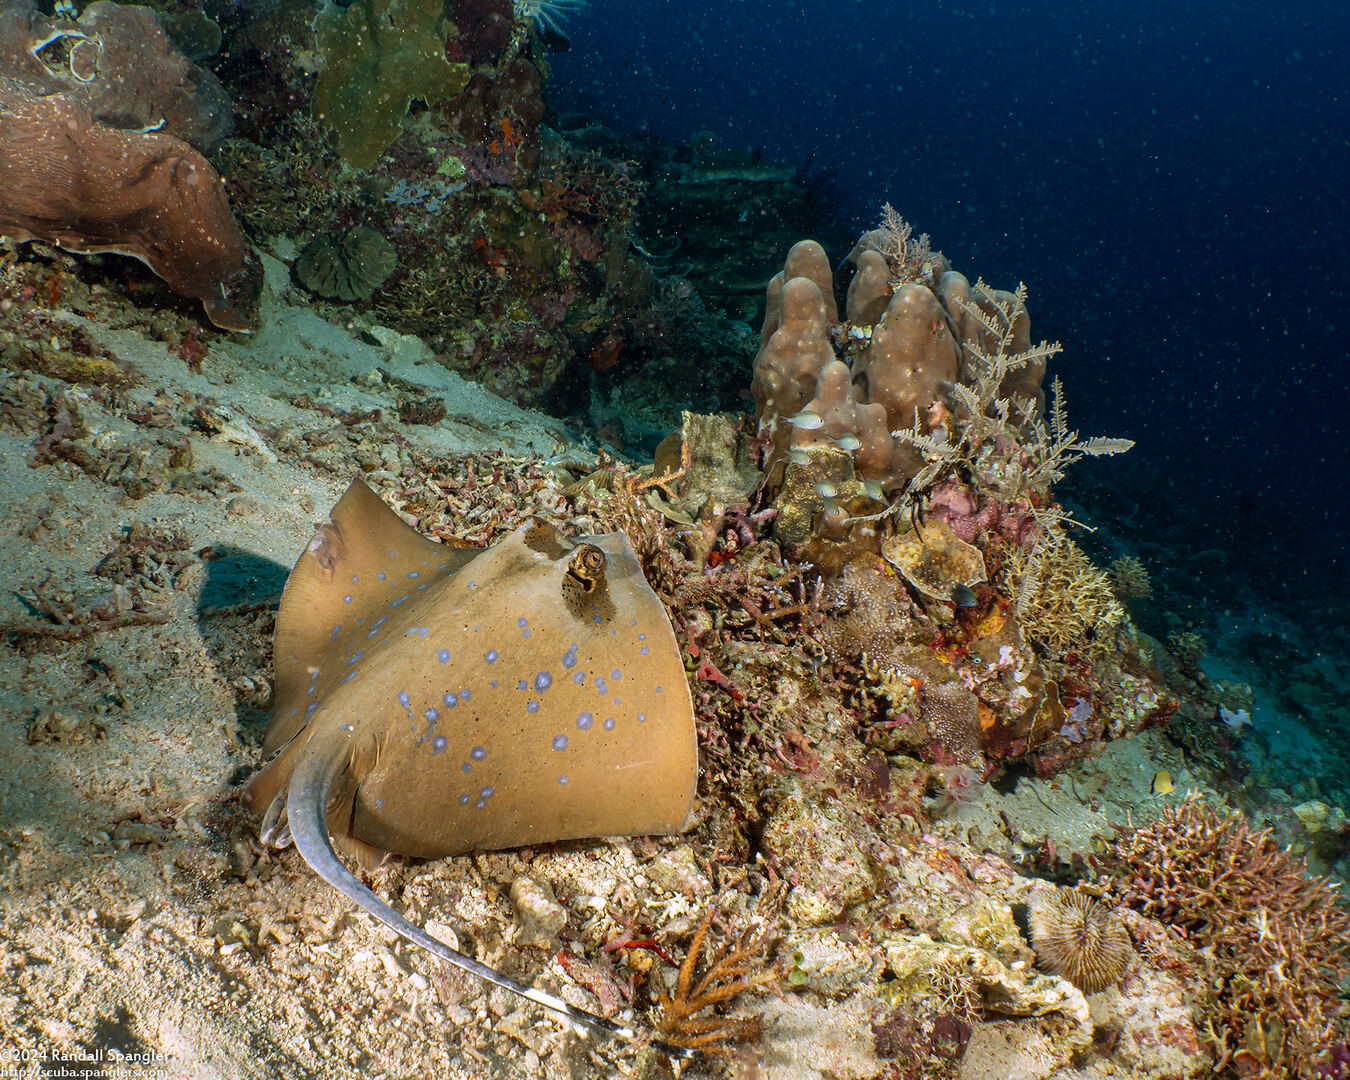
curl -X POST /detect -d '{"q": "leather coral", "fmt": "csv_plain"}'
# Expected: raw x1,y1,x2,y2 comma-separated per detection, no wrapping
0,0,249,330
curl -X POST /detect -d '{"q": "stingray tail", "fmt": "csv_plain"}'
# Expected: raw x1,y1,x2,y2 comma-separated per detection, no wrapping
285,743,698,1060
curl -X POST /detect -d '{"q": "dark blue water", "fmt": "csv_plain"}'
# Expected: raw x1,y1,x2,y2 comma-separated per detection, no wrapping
551,0,1350,601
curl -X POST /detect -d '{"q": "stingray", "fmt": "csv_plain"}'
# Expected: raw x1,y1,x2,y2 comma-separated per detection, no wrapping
244,478,698,1053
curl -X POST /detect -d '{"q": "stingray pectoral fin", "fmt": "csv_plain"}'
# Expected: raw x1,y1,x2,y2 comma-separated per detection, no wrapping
285,736,696,1058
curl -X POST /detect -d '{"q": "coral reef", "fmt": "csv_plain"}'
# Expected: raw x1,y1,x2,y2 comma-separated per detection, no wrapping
1100,794,1350,1078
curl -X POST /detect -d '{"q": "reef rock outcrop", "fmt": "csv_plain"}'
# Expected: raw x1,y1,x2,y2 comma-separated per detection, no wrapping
0,0,249,329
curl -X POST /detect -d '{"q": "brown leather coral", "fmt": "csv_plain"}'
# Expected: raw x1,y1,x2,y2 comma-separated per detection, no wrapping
0,79,250,330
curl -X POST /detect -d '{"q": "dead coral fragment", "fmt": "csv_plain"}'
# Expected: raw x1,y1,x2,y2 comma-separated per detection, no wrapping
653,895,782,1053
1028,887,1132,994
881,520,986,603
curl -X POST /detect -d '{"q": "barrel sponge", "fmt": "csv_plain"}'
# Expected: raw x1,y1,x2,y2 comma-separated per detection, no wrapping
0,79,250,330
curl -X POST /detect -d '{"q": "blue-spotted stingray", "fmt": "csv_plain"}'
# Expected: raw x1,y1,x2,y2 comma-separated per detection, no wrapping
244,478,698,1053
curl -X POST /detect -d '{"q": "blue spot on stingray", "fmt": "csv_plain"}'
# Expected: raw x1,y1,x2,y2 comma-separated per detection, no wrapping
339,671,357,684
347,649,362,665
630,618,637,626
306,684,317,697
459,793,470,805
425,707,439,724
552,734,568,750
389,550,396,557
391,596,408,607
517,679,528,691
432,735,448,754
594,678,608,694
352,575,359,583
310,669,321,681
656,686,663,693
577,712,593,730
438,562,450,569
375,797,384,808
443,693,458,708
288,707,298,718
374,615,388,627
562,643,579,669
366,627,380,639
485,649,499,663
475,799,487,810
558,775,569,785
604,717,615,730
573,672,585,686
611,669,622,681
462,762,472,773
377,572,386,581
534,671,552,692
639,633,646,641
517,617,528,627
480,786,494,799
343,595,353,604
640,646,649,656
305,701,320,719
489,679,498,688
408,571,420,579
437,648,450,664
592,614,602,624
416,583,429,591
638,713,647,723
527,700,540,714
461,689,472,701
471,746,486,760
398,691,410,708
330,626,341,640
468,579,476,587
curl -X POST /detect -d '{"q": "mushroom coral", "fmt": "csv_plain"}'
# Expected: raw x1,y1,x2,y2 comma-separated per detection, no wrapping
0,78,251,331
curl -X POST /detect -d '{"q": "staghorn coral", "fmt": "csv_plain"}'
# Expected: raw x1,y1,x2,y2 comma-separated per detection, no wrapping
1100,794,1350,1079
0,79,250,330
1109,554,1152,599
1000,532,1126,660
1028,887,1132,994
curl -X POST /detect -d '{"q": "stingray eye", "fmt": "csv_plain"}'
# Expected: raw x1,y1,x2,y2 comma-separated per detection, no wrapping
566,545,606,593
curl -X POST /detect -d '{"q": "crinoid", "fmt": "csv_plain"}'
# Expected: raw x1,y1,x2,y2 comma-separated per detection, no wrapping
515,0,587,34
653,893,783,1053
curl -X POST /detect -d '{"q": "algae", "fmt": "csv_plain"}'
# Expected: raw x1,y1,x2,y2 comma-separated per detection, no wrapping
312,0,469,169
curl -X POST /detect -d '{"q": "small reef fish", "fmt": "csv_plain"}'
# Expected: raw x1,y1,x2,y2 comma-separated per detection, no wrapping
246,479,698,1056
950,583,978,607
861,477,885,501
832,433,862,451
814,481,838,499
786,447,814,465
785,409,824,430
1150,769,1175,796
